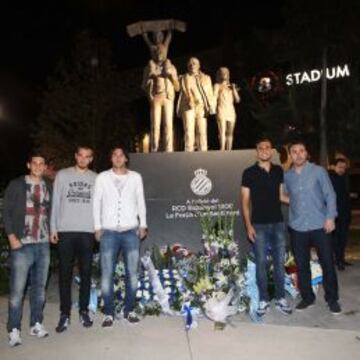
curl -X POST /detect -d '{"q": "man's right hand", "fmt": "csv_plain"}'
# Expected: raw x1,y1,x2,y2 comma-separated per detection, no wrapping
8,234,23,250
95,230,103,242
246,225,257,243
50,232,59,244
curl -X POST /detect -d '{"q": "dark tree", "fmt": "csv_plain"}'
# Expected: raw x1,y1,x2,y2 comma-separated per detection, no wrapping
34,30,144,171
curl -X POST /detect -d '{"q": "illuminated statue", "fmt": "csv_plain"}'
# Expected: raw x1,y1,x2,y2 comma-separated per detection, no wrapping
142,58,179,152
142,29,172,64
177,57,215,152
213,67,240,151
127,19,186,152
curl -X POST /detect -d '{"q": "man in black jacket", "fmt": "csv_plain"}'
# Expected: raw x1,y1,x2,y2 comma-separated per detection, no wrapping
3,151,52,347
329,158,352,270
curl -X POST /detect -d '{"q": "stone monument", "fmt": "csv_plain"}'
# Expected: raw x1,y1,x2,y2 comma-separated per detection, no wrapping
176,57,215,152
127,19,186,152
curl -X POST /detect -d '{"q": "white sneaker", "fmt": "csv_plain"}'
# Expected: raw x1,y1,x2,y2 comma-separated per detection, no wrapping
275,298,293,315
30,322,49,338
8,328,22,347
256,301,270,317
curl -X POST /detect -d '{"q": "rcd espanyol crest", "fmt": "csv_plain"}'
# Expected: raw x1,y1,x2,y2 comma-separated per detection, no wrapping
190,168,212,196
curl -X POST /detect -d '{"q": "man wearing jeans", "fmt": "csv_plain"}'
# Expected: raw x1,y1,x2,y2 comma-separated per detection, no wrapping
241,137,291,317
3,151,52,347
50,145,97,332
284,140,341,314
93,145,147,326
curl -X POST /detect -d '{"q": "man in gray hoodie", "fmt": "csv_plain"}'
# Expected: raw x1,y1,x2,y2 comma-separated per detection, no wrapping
50,146,97,332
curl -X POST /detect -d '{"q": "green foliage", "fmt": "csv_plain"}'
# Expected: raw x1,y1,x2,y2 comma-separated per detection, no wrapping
150,245,173,271
135,302,162,317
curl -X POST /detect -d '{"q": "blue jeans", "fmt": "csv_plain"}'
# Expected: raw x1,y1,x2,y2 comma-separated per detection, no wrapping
253,222,286,302
100,229,140,317
7,242,50,332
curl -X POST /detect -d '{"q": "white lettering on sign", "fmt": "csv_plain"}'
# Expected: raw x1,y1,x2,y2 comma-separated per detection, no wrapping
165,197,240,221
286,64,350,86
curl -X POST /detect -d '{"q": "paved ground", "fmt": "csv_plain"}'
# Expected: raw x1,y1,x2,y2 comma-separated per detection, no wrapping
1,221,360,359
1,261,360,360
0,310,359,360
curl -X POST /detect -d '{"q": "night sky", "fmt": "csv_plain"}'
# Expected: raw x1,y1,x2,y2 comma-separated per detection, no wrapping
0,0,284,179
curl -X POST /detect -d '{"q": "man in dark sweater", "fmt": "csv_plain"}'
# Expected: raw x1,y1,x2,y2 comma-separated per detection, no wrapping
329,158,352,270
241,137,291,317
3,151,52,347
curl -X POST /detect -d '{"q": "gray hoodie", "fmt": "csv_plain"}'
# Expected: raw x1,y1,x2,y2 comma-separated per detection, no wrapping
51,167,97,233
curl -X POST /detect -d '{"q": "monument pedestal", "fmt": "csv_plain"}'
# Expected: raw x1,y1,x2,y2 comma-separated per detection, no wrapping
131,150,258,255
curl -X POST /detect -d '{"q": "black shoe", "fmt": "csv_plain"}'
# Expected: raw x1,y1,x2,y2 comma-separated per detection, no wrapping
343,261,353,266
295,299,315,311
337,263,345,271
328,301,342,315
124,312,140,324
56,314,70,333
101,315,113,328
79,311,93,328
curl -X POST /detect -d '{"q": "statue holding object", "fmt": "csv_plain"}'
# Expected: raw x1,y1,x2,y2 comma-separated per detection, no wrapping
127,19,186,152
213,67,240,151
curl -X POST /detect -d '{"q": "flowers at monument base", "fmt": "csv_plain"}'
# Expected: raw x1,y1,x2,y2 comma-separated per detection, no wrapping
285,252,323,294
74,214,303,330
171,243,193,258
181,302,200,330
170,214,248,328
77,246,301,327
129,266,186,316
243,258,260,322
243,257,299,323
87,249,187,317
74,246,304,329
203,289,237,326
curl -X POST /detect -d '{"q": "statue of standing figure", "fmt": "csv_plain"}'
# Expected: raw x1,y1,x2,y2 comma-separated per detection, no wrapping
213,67,240,151
127,20,186,152
141,30,179,152
177,57,215,152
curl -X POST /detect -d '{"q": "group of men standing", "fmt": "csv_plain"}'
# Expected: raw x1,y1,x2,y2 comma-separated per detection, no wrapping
241,137,350,318
3,145,146,347
3,139,352,347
